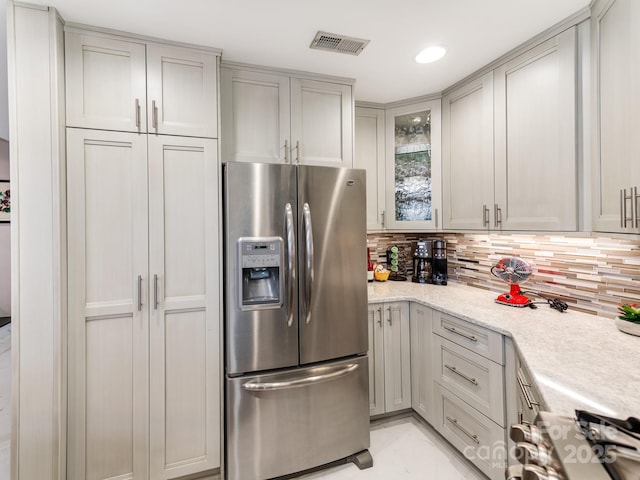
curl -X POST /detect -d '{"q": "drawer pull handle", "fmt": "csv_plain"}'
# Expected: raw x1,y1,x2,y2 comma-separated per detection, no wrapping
445,364,478,386
443,325,478,342
517,371,540,410
446,416,480,444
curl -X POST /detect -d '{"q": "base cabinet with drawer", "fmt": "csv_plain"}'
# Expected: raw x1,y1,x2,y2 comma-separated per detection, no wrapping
368,302,412,416
431,310,507,480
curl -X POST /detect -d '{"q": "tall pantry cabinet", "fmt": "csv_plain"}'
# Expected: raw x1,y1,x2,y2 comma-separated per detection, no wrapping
65,29,221,480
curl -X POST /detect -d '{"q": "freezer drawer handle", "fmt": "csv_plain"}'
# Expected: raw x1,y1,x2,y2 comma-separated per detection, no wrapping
241,363,359,391
303,203,314,324
285,203,296,327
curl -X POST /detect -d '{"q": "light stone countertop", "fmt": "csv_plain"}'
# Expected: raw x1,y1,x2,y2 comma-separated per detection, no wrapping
368,281,640,419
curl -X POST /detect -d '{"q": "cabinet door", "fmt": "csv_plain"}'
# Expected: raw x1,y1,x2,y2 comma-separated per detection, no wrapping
410,303,433,423
367,304,385,416
146,44,218,138
442,72,494,230
65,32,147,132
290,78,353,167
383,302,411,412
355,107,386,230
384,100,442,230
592,0,640,232
494,28,577,231
220,68,291,163
148,136,220,478
67,128,149,480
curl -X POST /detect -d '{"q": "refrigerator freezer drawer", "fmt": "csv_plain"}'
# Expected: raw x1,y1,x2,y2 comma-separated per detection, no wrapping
225,355,370,480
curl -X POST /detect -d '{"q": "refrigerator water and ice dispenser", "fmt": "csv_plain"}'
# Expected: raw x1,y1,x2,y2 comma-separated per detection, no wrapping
238,237,283,308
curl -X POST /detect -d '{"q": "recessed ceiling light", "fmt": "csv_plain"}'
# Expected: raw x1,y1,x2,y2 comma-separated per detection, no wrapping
415,46,447,64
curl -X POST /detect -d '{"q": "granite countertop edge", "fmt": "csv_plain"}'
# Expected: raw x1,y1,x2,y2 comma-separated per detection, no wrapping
367,281,640,419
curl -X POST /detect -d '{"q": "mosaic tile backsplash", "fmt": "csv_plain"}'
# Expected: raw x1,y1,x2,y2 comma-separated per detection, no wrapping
367,233,640,319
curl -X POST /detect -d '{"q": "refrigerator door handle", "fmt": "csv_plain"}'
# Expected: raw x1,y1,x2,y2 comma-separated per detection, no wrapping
241,363,359,391
303,202,314,324
285,203,296,327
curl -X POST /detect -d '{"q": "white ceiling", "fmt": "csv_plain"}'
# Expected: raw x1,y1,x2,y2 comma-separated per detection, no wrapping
31,0,590,104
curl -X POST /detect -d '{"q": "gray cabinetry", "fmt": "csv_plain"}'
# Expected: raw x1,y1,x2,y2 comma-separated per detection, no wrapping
410,302,434,423
355,106,386,231
443,27,578,231
221,65,353,167
591,0,640,233
65,29,219,137
368,302,411,416
384,100,442,231
431,310,506,480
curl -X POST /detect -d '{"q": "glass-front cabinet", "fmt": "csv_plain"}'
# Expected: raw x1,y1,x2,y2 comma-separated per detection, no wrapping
385,100,441,230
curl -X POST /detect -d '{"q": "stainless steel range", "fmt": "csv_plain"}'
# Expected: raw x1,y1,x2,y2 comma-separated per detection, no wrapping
507,410,640,480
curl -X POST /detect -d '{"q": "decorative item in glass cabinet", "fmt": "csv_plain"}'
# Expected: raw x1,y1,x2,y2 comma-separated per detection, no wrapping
394,111,431,222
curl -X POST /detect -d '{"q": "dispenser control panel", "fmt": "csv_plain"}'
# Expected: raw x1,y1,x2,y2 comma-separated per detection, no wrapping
241,240,281,269
238,237,283,309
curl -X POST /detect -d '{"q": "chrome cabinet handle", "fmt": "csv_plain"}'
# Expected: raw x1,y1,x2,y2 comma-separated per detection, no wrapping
242,363,358,391
445,364,478,386
633,186,638,229
494,203,502,228
153,274,158,310
386,306,392,326
446,416,479,444
152,100,158,130
377,307,383,327
442,324,478,342
137,275,143,311
284,140,289,163
482,204,490,227
135,98,141,129
621,188,626,228
621,187,637,228
517,371,540,410
285,203,296,327
381,210,385,228
303,203,314,324
434,208,439,228
295,141,300,163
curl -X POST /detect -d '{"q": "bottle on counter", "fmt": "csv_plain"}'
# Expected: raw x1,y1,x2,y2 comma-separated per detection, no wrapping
367,246,374,282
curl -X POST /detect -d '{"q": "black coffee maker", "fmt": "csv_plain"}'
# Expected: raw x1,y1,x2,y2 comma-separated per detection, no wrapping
411,241,432,283
431,239,448,285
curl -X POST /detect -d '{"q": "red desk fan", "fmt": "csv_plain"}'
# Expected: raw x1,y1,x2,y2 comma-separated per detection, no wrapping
491,257,532,307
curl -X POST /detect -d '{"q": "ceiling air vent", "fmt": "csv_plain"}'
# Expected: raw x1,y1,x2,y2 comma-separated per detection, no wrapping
310,31,370,56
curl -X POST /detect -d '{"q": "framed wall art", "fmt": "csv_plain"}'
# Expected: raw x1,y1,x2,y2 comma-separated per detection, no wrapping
0,181,10,222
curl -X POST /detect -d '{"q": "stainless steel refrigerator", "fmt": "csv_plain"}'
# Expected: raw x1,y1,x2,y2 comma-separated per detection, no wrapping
223,162,371,480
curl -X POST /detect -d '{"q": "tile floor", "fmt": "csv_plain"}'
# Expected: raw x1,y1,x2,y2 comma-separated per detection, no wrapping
297,415,487,480
0,326,487,480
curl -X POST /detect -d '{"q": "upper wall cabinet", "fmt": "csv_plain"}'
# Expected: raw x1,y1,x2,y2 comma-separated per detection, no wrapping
591,0,640,233
355,107,386,230
384,100,442,230
65,30,219,138
221,66,353,167
442,72,495,230
493,28,577,231
443,29,578,232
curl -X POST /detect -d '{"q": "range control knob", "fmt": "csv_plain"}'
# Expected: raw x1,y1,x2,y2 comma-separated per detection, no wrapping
515,442,552,467
523,464,560,480
510,424,543,445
